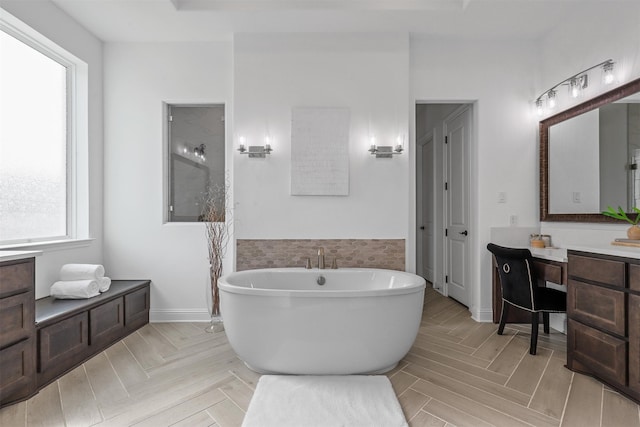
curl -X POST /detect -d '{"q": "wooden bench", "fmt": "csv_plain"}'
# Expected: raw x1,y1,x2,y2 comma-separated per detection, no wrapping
35,280,151,388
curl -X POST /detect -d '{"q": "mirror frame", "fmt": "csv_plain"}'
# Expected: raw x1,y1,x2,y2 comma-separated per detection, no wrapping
540,77,640,222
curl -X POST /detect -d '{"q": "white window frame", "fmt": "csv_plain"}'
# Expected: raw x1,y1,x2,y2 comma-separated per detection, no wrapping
0,9,90,250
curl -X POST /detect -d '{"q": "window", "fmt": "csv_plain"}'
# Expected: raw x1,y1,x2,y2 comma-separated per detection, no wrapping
166,104,226,222
0,13,88,246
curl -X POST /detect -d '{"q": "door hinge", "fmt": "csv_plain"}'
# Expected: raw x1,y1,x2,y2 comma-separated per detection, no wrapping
445,182,448,191
169,205,174,212
169,115,173,122
445,136,448,144
445,228,448,237
445,275,449,283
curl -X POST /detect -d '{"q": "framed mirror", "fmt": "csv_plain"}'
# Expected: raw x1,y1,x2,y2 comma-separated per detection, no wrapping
540,77,640,222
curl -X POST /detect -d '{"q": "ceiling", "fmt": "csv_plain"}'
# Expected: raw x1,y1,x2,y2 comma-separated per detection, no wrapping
47,0,636,43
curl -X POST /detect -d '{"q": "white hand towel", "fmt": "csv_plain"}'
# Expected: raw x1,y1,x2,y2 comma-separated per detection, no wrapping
98,277,111,293
50,280,100,299
60,264,105,281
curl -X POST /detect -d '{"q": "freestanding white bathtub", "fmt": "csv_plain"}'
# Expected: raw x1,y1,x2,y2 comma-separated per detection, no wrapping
218,268,426,375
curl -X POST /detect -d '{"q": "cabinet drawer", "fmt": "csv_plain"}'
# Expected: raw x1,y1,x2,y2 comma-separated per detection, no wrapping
568,279,625,336
532,260,564,285
568,319,626,387
629,264,640,293
0,259,34,298
0,291,34,347
125,286,150,331
569,254,625,288
90,297,124,348
38,312,88,383
0,338,35,405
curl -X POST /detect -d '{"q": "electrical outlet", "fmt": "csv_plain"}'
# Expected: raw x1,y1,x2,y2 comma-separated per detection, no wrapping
498,192,506,203
509,214,518,226
572,192,581,203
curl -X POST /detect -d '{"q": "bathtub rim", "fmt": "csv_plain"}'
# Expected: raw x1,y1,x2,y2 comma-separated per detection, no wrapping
218,267,426,298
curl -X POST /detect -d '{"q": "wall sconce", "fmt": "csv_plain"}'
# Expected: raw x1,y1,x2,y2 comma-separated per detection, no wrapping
535,59,615,116
368,135,404,158
237,135,273,158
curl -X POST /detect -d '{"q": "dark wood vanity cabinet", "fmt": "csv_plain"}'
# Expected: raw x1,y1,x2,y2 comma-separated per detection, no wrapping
567,250,640,403
35,280,150,389
0,276,150,409
0,258,36,407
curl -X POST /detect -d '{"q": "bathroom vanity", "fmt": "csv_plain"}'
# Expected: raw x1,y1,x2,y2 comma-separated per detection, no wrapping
491,241,640,403
565,246,640,404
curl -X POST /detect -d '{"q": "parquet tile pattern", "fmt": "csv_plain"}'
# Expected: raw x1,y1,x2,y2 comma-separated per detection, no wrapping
2,286,640,426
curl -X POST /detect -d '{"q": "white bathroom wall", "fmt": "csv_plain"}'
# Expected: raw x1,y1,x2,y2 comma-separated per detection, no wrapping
103,42,233,321
411,37,539,321
539,2,640,245
233,33,411,260
1,1,104,298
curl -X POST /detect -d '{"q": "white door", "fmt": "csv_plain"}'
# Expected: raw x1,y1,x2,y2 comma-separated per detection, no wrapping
445,106,471,306
422,135,435,282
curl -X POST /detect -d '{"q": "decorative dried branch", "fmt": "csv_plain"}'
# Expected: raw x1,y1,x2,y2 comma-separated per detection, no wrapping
200,177,232,317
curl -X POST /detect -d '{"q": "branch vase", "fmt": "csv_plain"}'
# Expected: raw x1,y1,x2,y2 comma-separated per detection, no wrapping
205,264,224,333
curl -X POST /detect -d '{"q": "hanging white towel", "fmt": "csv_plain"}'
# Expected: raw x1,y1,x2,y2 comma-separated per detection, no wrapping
98,277,111,293
59,264,105,281
50,280,100,299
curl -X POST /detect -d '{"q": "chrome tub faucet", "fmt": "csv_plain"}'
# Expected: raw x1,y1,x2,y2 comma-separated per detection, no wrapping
318,248,325,269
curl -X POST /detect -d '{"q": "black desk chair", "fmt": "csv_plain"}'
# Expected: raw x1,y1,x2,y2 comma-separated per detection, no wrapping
487,243,566,355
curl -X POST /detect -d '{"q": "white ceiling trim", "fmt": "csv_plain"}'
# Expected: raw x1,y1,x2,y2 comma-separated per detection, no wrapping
170,0,467,11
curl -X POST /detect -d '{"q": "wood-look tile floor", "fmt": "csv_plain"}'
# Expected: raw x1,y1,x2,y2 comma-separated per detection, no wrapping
2,286,640,427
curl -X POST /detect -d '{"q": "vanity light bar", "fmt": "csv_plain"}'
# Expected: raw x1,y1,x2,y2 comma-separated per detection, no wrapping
535,59,614,115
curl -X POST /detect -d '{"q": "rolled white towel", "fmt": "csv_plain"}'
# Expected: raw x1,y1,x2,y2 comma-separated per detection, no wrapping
60,264,105,281
98,277,111,293
50,280,100,299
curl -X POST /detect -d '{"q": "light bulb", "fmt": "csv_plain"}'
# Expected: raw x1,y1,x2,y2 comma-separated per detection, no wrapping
570,78,580,98
547,90,557,109
603,62,615,85
536,99,544,116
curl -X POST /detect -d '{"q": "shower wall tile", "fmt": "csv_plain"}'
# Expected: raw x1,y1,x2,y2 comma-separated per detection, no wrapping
236,239,405,271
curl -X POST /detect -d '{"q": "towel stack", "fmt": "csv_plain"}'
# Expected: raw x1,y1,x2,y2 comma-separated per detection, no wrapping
50,264,112,299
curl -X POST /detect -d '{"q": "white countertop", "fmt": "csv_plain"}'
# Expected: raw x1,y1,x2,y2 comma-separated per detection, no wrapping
0,250,42,263
530,244,640,261
565,244,640,260
530,247,568,263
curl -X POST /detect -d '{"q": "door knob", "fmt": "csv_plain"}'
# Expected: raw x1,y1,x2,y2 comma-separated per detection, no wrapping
459,230,468,236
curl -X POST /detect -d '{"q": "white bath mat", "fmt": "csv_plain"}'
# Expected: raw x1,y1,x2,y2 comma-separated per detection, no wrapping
242,375,408,427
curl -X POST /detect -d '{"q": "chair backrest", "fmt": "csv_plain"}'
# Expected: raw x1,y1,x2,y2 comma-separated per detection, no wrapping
487,243,536,311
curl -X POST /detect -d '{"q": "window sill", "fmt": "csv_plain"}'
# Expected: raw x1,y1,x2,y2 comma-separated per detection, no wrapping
0,238,95,253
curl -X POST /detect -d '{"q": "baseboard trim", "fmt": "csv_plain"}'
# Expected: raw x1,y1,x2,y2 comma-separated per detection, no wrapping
471,308,493,323
150,309,211,323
